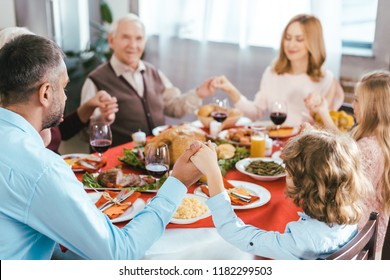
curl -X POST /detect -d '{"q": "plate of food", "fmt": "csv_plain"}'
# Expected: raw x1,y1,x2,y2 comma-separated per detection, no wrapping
170,194,211,224
267,126,299,139
218,127,252,146
62,153,106,172
82,168,163,193
235,157,286,181
88,192,146,223
194,180,271,210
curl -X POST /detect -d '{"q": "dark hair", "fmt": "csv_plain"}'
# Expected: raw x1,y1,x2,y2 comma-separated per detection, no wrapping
0,34,64,106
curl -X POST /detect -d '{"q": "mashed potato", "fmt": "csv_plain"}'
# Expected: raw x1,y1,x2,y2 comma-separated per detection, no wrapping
173,197,208,219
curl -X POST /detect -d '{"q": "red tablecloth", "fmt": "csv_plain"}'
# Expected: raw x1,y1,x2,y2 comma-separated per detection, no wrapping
78,141,300,233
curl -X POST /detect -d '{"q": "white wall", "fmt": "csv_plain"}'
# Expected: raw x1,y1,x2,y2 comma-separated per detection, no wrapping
0,0,16,27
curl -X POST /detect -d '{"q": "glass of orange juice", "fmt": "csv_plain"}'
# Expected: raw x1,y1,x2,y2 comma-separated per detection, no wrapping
250,128,266,157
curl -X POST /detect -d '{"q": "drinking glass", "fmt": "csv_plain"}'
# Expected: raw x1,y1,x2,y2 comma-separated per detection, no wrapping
144,142,170,191
89,122,112,160
269,100,287,147
211,97,229,123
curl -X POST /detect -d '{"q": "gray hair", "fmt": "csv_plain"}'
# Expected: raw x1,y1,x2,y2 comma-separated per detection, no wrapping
109,13,145,37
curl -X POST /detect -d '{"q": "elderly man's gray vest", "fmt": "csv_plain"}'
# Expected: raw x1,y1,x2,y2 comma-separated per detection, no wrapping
88,61,165,146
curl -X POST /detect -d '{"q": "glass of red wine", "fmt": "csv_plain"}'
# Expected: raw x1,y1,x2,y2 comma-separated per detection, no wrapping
145,142,170,191
269,100,287,147
211,98,229,123
89,122,112,169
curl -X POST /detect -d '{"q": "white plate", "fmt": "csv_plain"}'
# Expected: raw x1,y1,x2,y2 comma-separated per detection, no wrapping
62,153,102,172
152,125,176,136
235,157,286,181
88,192,146,223
170,194,211,224
194,180,271,210
271,151,282,161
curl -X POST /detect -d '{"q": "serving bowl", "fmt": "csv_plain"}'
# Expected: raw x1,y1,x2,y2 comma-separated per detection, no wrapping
235,157,286,181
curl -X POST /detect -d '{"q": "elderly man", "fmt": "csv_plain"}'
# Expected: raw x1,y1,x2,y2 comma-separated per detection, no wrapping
0,34,202,259
81,13,217,146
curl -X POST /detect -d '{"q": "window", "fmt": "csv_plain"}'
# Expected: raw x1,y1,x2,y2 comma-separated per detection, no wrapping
341,0,378,56
139,0,378,55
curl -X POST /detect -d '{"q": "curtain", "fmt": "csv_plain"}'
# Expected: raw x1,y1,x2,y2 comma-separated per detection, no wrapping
138,0,342,123
139,0,342,75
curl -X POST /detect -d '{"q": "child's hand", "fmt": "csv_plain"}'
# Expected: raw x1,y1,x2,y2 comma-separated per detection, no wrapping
191,141,225,197
190,141,219,178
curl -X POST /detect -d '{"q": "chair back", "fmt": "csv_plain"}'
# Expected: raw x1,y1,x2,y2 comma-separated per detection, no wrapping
382,216,390,260
324,212,379,260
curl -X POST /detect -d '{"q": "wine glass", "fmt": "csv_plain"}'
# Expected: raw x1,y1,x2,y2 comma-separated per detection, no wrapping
269,100,287,147
89,122,112,164
211,97,229,123
145,142,170,191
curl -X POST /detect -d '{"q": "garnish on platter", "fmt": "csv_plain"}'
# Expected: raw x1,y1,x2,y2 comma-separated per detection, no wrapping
118,146,145,169
199,177,260,206
82,168,166,192
215,141,249,177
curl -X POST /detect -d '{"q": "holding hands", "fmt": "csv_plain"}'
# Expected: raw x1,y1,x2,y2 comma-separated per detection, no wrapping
78,90,119,124
190,140,225,197
171,141,203,187
211,76,241,103
196,77,219,99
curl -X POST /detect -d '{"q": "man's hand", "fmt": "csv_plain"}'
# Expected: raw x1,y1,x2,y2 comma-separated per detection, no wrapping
171,141,203,187
196,77,217,98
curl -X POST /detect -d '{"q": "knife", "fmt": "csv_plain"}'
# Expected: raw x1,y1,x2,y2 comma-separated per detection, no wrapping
100,190,135,212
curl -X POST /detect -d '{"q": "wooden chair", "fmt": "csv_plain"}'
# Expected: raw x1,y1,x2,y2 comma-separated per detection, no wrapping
381,216,390,260
323,212,379,260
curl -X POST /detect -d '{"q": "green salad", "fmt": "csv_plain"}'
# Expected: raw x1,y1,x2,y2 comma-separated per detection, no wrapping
118,146,145,169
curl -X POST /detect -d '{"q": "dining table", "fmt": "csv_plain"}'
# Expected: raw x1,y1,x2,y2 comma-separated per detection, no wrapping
57,124,301,260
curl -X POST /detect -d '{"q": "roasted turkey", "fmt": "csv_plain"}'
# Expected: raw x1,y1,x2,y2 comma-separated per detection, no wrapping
148,124,206,166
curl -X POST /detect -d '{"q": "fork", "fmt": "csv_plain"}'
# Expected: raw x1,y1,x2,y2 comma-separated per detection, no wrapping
230,191,251,203
100,190,135,212
98,189,126,210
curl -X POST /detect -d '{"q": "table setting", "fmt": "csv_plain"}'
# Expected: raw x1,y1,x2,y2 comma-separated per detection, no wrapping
60,105,302,259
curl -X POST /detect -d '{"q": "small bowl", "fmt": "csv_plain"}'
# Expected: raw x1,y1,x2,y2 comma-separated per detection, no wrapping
235,157,286,181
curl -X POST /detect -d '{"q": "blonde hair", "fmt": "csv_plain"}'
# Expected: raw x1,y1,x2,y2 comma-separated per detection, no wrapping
351,70,390,214
273,14,325,82
282,129,372,226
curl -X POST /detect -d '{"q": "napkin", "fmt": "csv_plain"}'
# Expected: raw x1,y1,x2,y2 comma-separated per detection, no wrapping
200,177,260,206
95,190,141,219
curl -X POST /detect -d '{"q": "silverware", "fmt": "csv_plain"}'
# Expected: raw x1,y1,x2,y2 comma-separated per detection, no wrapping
230,191,251,203
98,189,126,210
100,190,135,212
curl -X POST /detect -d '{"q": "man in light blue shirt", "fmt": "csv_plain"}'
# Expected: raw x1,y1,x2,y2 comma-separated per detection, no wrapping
0,34,202,260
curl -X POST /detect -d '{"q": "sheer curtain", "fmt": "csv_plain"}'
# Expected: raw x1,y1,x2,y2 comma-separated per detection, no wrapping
139,0,341,75
138,0,341,124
